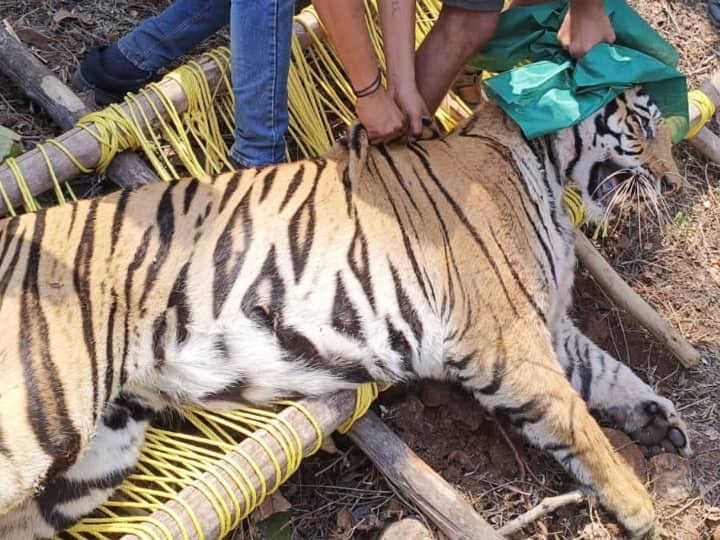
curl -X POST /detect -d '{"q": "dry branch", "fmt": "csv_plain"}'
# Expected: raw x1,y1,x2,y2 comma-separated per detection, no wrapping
575,234,700,367
497,490,584,536
347,410,503,540
0,23,159,192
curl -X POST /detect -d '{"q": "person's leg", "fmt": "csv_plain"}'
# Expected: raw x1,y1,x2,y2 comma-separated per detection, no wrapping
229,0,295,167
74,0,229,105
415,1,502,114
117,0,230,73
710,0,720,26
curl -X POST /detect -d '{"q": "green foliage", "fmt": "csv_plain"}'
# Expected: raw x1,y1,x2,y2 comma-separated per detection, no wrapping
0,125,22,164
255,512,292,540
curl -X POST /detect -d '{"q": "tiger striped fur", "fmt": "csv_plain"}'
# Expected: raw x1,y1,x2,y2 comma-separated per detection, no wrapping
0,87,689,539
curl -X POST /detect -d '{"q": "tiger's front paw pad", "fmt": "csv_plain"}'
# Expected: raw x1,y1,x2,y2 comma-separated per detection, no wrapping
608,399,690,458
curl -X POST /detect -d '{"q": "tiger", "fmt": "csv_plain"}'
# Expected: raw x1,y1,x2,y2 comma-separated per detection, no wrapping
0,86,690,539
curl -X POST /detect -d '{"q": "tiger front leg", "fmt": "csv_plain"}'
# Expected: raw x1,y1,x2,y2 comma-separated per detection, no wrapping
462,337,655,539
553,317,690,458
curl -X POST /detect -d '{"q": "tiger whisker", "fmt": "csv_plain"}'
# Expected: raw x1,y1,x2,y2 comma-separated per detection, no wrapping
641,175,671,227
593,168,635,202
635,178,644,246
602,179,632,236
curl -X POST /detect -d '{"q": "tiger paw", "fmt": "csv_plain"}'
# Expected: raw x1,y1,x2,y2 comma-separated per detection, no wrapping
606,397,690,458
603,473,656,540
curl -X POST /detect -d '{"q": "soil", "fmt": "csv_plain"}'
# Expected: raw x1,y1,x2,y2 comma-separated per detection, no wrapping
1,0,719,539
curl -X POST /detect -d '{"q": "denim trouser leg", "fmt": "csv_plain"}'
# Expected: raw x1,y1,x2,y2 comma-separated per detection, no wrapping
229,0,295,167
117,0,230,73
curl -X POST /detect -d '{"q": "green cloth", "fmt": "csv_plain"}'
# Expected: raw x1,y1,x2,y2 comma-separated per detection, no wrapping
468,0,688,142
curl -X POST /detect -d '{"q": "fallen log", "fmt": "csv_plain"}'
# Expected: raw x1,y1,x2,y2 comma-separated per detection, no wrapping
347,410,503,540
0,22,159,192
575,234,700,368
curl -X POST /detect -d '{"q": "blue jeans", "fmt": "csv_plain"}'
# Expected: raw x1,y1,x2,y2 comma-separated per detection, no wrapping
117,0,295,167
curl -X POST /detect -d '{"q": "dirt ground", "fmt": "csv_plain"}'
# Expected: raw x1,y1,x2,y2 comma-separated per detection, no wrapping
1,0,720,539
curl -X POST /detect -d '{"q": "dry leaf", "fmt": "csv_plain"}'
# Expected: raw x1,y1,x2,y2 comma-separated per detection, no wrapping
335,508,352,533
15,27,50,49
249,491,292,523
53,9,93,25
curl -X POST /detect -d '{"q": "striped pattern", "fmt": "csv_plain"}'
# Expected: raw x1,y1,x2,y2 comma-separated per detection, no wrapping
0,90,688,539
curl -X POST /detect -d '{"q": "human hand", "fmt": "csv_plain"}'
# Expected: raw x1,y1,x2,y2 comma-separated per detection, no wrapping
355,88,407,144
388,82,431,139
558,0,616,59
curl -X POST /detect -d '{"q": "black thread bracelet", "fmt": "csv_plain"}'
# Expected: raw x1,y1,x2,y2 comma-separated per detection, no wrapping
353,67,383,98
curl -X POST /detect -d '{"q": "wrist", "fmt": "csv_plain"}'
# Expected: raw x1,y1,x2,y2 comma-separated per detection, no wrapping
569,0,605,14
386,62,416,89
353,66,383,98
357,88,391,106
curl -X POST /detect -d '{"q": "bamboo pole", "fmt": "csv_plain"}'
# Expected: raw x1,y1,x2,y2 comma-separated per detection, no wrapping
687,126,720,164
685,71,720,163
348,411,503,540
0,54,226,216
0,23,159,190
118,393,500,540
688,71,720,127
118,391,357,540
575,234,700,367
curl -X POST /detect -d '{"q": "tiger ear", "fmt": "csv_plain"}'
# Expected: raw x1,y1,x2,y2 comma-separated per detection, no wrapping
346,121,369,179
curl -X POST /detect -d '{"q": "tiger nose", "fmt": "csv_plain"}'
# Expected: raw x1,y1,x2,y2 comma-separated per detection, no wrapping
660,176,675,194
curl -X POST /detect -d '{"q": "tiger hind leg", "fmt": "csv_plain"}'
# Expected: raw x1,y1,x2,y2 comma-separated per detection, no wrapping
460,334,655,539
553,317,690,457
0,395,152,540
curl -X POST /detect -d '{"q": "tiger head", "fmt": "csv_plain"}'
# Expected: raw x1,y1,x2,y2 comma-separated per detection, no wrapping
551,86,681,223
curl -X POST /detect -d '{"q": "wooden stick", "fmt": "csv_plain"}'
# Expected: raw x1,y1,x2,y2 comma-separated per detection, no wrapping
497,490,584,536
687,126,720,164
685,71,720,163
292,9,325,47
688,71,720,127
347,410,503,540
575,234,700,367
0,23,159,191
119,390,357,540
0,52,226,217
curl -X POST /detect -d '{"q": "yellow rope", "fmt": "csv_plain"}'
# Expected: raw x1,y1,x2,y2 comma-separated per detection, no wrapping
4,157,39,213
562,185,585,227
64,383,376,539
685,89,716,139
337,383,380,434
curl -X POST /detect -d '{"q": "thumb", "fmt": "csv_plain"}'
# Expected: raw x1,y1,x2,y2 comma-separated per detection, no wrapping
410,112,423,138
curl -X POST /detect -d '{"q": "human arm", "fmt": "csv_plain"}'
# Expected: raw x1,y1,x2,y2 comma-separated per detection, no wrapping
378,0,429,137
558,0,616,59
312,0,406,143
